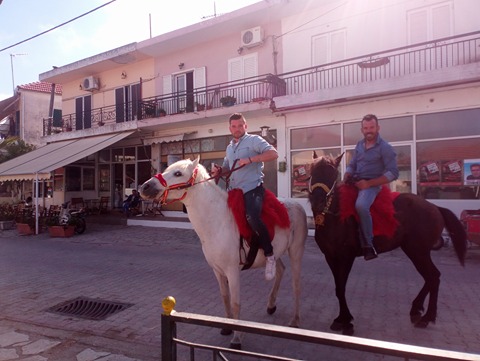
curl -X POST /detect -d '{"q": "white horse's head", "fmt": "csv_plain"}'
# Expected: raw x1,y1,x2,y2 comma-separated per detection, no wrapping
139,156,208,204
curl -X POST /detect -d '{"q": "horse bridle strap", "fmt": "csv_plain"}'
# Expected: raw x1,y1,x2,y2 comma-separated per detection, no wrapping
313,181,337,227
154,167,199,205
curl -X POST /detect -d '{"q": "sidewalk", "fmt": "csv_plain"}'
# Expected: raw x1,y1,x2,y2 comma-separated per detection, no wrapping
0,220,479,360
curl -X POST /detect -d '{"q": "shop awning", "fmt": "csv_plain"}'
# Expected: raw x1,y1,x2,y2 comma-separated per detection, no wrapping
142,133,185,145
0,131,134,182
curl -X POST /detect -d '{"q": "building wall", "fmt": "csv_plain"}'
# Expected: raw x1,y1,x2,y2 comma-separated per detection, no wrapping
19,89,61,147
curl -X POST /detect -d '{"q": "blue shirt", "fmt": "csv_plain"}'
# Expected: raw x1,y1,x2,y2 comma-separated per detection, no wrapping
346,135,399,182
222,133,275,192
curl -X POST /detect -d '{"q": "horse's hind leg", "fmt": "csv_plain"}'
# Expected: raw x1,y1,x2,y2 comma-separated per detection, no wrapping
267,259,285,316
404,248,441,328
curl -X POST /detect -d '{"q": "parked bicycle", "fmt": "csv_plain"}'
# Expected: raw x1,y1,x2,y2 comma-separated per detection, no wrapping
59,201,87,234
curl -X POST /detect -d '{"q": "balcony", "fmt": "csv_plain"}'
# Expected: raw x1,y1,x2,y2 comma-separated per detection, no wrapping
43,31,480,136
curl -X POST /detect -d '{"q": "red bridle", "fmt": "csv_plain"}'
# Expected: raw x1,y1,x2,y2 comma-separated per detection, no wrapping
153,167,199,205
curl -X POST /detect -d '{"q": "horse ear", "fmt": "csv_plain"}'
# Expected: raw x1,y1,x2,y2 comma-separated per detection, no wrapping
313,150,318,159
334,152,345,168
192,155,200,168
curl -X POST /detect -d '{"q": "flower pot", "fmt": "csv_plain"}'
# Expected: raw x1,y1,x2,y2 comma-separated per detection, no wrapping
17,223,35,236
49,225,75,238
0,220,15,230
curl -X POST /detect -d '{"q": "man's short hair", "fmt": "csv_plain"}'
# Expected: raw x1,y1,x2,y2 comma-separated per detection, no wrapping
229,113,245,124
362,114,379,125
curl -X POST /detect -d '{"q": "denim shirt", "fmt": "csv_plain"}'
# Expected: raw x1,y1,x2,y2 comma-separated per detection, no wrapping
222,133,274,192
346,135,399,182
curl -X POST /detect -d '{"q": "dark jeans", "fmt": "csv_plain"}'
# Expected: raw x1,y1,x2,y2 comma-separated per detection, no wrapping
244,184,273,256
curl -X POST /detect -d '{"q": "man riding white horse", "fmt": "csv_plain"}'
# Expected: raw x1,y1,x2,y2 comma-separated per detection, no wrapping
211,112,278,280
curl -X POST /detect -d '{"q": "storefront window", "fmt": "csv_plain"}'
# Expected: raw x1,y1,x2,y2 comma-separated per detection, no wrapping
291,148,341,198
291,124,340,149
83,168,95,191
417,108,480,139
417,138,480,199
344,115,412,145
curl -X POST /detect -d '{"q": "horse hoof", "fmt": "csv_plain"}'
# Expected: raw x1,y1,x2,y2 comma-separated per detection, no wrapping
414,318,430,328
342,324,354,336
410,314,422,324
330,321,343,331
230,342,242,350
267,306,277,315
220,328,233,336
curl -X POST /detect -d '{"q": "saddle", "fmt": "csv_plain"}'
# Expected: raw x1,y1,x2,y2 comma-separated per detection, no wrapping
227,188,290,269
338,184,400,239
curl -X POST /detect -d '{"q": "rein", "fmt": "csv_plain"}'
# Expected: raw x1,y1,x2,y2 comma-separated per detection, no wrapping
153,162,245,205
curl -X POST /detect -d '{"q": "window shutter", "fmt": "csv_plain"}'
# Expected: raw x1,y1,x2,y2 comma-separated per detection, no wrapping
432,4,452,39
408,9,428,44
228,57,243,82
330,31,346,62
313,35,328,66
163,75,172,95
243,53,258,79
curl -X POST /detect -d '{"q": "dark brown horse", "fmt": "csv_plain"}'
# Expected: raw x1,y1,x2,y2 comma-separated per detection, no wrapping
308,153,467,335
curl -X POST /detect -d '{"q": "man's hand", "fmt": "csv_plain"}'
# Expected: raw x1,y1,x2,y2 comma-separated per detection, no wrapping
211,163,222,177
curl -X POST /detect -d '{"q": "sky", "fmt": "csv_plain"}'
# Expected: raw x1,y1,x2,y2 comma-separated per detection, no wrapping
0,0,260,101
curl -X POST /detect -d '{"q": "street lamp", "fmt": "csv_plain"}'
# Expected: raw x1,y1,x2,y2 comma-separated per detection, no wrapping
10,53,27,93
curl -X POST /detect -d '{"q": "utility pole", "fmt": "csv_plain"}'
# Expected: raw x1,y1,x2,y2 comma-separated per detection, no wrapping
10,53,27,93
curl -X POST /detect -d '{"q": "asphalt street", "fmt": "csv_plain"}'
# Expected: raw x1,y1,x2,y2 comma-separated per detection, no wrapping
0,221,479,360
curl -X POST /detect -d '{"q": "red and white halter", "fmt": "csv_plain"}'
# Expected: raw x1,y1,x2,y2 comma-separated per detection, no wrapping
153,167,199,205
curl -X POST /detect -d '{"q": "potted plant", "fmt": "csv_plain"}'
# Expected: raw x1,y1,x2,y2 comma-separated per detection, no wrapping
46,215,76,237
15,211,35,235
0,203,16,230
220,96,236,107
195,102,206,111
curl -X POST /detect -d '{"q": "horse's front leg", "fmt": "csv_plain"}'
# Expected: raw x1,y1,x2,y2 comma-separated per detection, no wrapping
327,256,355,335
213,270,233,336
225,270,242,349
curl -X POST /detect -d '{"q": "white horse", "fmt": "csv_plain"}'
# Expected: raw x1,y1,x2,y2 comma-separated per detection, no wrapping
139,157,307,349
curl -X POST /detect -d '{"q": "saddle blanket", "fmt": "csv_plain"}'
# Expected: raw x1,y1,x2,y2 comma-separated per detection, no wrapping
227,188,290,243
339,184,400,239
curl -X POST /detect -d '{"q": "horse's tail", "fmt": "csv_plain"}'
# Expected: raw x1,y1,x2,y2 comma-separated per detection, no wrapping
438,207,467,266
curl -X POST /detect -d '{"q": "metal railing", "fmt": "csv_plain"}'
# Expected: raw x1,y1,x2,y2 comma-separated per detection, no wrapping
281,31,480,95
161,309,480,361
42,31,480,136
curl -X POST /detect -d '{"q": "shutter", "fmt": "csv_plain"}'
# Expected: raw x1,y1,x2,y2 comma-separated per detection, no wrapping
313,35,328,66
408,9,428,44
163,75,172,95
330,30,346,62
83,95,92,129
432,4,452,39
115,88,125,123
243,53,258,79
75,97,83,129
228,57,243,82
194,67,206,106
52,109,62,127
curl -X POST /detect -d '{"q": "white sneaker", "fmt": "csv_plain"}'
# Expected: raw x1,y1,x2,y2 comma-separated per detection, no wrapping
265,255,276,281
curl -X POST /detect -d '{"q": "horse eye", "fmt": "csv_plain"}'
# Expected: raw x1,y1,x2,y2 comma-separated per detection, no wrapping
174,171,182,177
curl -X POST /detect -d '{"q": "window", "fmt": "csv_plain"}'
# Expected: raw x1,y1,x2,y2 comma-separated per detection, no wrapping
75,95,92,130
407,2,452,44
65,166,95,191
312,29,346,66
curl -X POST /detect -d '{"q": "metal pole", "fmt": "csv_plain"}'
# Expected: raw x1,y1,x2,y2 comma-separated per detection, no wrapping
10,53,27,93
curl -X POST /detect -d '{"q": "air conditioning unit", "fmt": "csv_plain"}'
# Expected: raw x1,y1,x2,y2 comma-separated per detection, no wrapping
241,26,264,48
82,76,99,91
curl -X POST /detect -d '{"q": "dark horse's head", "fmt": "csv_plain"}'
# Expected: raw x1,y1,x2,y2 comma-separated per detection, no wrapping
308,152,343,218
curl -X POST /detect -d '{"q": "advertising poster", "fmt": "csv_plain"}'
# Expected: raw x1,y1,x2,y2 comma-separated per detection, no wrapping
441,160,462,185
464,159,480,185
418,161,440,185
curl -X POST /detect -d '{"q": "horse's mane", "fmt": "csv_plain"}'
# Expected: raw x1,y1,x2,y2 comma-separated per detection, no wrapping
310,155,338,184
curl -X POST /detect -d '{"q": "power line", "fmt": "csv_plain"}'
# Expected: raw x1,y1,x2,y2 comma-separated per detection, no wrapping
0,0,117,53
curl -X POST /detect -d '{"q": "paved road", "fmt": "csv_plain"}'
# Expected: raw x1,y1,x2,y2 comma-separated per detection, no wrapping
0,222,479,360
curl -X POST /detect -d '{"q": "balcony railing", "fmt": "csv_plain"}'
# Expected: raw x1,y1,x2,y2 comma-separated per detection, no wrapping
43,31,480,136
281,30,480,95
